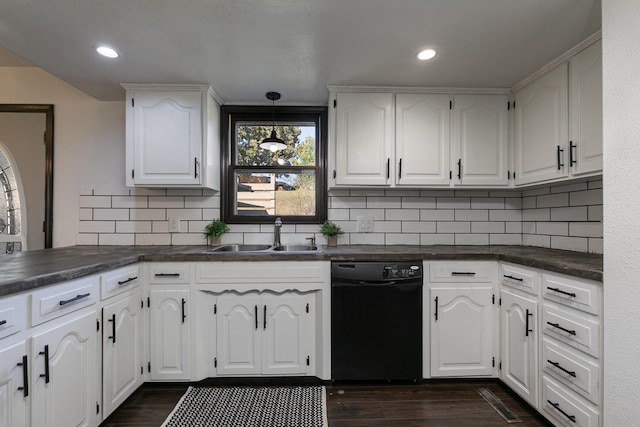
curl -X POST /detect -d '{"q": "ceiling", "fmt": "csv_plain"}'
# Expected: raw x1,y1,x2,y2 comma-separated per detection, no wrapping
0,0,601,104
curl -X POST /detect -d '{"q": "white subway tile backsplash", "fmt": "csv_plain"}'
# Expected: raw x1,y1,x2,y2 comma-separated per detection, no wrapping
78,178,602,253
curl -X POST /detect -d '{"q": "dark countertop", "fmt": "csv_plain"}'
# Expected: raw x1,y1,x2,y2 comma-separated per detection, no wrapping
0,245,603,297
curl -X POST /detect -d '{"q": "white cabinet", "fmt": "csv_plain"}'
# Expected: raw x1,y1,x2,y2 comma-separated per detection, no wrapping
149,288,190,380
123,84,220,189
396,93,450,186
514,62,569,185
31,310,98,427
427,261,497,378
216,292,314,376
452,94,509,186
569,40,603,176
333,92,393,186
499,264,540,407
0,340,29,427
102,291,143,417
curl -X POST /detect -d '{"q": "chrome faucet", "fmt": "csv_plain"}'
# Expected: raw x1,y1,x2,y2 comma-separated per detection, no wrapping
274,217,282,246
306,234,316,247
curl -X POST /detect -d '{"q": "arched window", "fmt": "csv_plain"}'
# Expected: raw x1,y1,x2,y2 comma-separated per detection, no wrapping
0,142,24,253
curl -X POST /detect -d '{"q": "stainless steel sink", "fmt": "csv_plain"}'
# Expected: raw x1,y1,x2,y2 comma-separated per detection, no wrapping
271,245,319,252
205,244,272,252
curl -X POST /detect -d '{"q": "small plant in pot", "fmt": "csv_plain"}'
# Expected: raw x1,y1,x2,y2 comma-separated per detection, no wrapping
320,220,343,247
203,219,229,247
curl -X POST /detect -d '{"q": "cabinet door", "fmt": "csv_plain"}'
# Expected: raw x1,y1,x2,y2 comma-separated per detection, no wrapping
102,292,143,417
31,311,97,427
501,288,538,407
334,92,393,186
430,287,494,377
262,293,313,375
216,293,261,375
0,340,29,427
452,94,509,186
395,93,450,186
149,289,190,380
515,63,569,185
569,40,602,176
130,91,202,185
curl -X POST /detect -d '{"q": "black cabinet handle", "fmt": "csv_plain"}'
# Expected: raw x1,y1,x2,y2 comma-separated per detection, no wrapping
434,296,439,322
59,293,90,306
451,272,476,276
17,355,29,397
254,305,258,330
194,157,199,179
547,400,576,423
503,275,523,282
39,345,50,384
398,158,402,179
547,359,577,378
108,313,116,343
525,309,533,337
547,321,577,336
569,141,577,166
263,305,267,330
457,159,462,179
386,158,390,179
181,298,186,323
557,145,565,170
0,319,6,326
154,273,180,277
118,276,138,286
547,286,576,298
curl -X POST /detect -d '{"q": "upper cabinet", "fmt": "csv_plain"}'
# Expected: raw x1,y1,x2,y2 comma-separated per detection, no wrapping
514,40,602,186
329,89,509,188
122,84,220,189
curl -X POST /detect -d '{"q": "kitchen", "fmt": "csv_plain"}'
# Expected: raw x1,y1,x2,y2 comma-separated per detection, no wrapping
0,0,637,425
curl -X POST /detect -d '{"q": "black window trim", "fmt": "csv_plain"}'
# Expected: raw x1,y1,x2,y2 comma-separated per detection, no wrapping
220,105,328,224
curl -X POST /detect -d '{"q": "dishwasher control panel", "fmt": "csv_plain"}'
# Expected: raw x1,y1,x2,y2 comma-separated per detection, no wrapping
383,264,422,280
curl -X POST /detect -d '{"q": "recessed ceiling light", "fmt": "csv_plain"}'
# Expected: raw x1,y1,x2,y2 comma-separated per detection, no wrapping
96,46,119,58
417,49,436,61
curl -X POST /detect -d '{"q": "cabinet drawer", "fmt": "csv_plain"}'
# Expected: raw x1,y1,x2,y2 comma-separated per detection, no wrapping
541,376,599,427
500,263,540,295
428,261,496,283
0,294,27,340
148,263,191,284
31,276,99,326
543,273,600,315
542,304,599,358
101,264,141,300
542,337,599,404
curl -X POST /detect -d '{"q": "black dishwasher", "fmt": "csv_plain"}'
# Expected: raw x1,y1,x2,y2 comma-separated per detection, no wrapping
331,261,423,382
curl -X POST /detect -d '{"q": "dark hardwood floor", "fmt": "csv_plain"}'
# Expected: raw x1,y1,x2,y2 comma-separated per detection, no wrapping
100,380,552,426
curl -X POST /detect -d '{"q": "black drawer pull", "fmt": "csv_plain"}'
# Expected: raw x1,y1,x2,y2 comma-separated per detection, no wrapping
434,296,439,321
181,298,186,323
59,293,90,306
108,313,116,343
118,276,138,286
254,305,258,330
547,359,577,377
155,273,180,277
0,319,6,326
547,400,576,423
547,321,577,336
263,305,267,330
39,345,50,384
547,286,577,298
503,275,523,282
451,272,476,276
17,355,29,397
525,309,533,337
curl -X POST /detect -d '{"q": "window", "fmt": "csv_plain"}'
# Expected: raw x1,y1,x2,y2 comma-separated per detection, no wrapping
221,106,327,224
0,143,23,252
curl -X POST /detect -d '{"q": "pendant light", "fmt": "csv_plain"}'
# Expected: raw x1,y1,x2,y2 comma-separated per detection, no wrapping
259,91,286,152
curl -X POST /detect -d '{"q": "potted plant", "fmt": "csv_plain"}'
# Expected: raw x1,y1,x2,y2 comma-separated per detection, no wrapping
203,219,229,247
320,220,343,247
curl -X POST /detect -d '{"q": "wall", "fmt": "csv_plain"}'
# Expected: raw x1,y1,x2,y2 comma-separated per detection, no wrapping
77,179,603,252
602,0,640,423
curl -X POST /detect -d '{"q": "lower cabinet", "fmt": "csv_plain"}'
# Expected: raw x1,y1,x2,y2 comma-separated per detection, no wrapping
0,340,29,426
149,288,190,380
31,310,98,427
216,292,315,376
500,288,538,406
102,291,144,417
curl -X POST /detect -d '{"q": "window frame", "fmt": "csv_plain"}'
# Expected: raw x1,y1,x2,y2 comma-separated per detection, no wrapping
220,105,328,224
